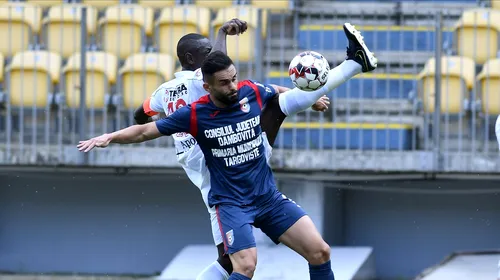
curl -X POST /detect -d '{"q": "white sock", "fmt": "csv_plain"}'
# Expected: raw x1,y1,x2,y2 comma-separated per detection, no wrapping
196,261,230,280
278,60,362,116
495,115,500,151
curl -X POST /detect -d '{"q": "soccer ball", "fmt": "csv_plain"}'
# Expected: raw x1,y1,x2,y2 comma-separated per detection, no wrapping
288,51,330,91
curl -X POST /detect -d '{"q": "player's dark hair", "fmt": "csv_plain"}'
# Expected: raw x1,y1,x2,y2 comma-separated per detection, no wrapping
201,51,234,82
177,33,208,66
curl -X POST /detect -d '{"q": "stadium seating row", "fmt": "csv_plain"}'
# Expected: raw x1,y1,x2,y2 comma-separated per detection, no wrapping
0,2,271,61
275,122,414,150
418,56,500,115
267,55,500,116
0,0,291,10
0,50,174,109
299,8,500,65
298,25,454,52
266,73,416,100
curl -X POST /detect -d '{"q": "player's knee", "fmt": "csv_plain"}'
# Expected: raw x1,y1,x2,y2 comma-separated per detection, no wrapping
307,242,331,265
217,254,233,274
231,250,257,278
235,261,256,278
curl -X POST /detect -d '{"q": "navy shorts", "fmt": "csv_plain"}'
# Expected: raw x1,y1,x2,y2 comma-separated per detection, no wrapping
215,190,307,254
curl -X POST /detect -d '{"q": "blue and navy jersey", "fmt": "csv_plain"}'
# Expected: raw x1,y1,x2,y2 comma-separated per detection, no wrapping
155,80,278,207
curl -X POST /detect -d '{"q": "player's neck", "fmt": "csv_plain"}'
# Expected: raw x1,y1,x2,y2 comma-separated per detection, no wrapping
209,95,229,108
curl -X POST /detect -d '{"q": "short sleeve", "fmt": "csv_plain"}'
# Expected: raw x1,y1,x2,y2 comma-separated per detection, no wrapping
155,105,191,136
147,85,166,113
255,81,277,104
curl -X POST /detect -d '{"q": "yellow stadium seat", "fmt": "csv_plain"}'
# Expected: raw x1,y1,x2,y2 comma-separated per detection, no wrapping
7,51,61,107
42,5,98,58
155,5,210,57
212,6,267,62
417,56,475,114
98,4,154,60
119,53,174,109
477,58,500,115
492,1,500,10
63,51,118,109
81,0,121,10
0,52,4,84
0,2,43,56
251,0,290,11
454,8,500,64
25,0,65,7
137,0,176,8
195,0,234,9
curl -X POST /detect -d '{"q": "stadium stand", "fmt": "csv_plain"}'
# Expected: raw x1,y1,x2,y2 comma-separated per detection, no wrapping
276,122,414,150
97,4,153,60
25,0,66,8
250,0,291,11
81,0,122,10
212,6,267,62
137,0,175,9
454,8,500,65
194,0,234,9
298,25,454,52
476,58,500,115
6,50,61,107
62,51,117,109
155,5,210,58
42,4,98,59
118,52,174,109
0,2,42,57
267,72,416,100
417,56,475,114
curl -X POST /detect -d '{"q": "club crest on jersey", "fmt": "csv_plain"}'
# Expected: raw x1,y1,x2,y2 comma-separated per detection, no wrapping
239,97,250,113
226,229,234,246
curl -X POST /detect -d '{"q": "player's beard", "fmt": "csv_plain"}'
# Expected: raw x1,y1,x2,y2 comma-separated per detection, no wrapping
216,90,238,105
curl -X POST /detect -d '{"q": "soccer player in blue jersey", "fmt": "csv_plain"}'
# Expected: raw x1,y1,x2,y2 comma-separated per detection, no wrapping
78,23,377,280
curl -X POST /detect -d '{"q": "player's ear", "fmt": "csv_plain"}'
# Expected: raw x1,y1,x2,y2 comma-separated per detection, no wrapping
203,82,210,93
185,52,194,65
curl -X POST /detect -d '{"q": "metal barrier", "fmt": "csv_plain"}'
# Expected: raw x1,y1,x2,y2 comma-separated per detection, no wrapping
0,1,498,173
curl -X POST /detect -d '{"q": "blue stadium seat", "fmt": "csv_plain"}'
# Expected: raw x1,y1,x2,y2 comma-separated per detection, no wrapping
298,25,453,52
266,73,416,99
275,122,414,150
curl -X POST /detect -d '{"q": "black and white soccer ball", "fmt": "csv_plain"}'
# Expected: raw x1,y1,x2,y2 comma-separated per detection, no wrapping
288,51,330,91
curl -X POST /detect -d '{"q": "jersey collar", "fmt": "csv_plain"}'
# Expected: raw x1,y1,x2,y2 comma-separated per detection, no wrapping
174,70,194,78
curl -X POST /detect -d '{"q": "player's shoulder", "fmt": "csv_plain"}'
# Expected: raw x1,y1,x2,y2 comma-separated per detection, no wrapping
238,80,273,94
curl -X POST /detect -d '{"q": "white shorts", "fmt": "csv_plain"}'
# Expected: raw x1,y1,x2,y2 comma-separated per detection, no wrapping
496,115,500,151
207,133,273,246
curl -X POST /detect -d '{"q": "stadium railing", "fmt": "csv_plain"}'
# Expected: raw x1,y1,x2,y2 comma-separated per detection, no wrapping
0,0,498,173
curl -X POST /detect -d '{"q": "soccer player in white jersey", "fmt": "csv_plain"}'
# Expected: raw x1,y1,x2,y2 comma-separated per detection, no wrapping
132,20,329,280
82,24,377,280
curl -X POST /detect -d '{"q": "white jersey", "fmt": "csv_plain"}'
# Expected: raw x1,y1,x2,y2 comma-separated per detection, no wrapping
149,69,212,208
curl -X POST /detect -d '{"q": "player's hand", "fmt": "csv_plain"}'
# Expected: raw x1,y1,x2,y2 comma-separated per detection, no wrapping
77,134,112,152
221,18,248,36
311,95,330,112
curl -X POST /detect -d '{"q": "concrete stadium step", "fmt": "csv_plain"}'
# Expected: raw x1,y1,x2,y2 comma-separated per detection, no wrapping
414,251,500,280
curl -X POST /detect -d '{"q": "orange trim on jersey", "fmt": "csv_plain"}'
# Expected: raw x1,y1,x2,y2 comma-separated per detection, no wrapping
238,80,262,109
142,98,159,117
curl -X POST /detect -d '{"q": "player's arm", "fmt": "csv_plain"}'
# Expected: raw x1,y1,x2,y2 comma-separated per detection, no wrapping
211,18,248,55
134,86,165,124
78,106,192,152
